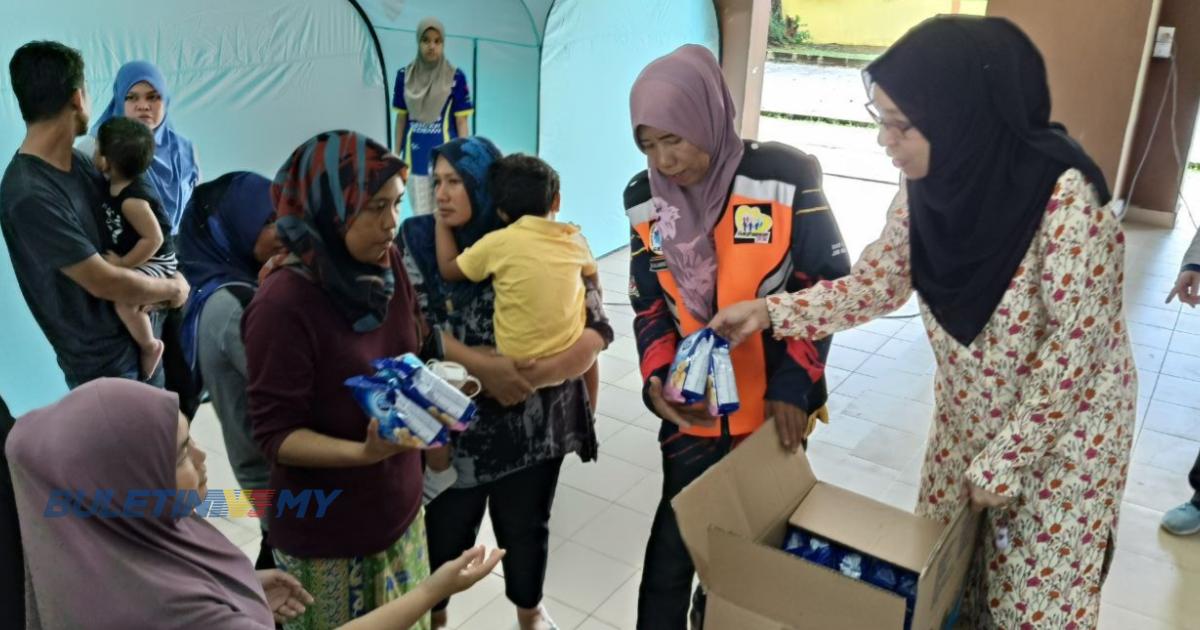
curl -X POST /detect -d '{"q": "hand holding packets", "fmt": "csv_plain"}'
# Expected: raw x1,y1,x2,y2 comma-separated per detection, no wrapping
347,353,479,448
664,329,740,418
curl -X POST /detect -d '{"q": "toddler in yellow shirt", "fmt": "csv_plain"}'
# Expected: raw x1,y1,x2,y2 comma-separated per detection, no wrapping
437,154,600,405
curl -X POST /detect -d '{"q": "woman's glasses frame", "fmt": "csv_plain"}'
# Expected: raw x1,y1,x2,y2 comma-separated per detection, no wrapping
864,100,914,136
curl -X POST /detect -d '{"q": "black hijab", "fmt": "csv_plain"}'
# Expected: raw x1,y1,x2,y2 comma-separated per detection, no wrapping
865,16,1111,347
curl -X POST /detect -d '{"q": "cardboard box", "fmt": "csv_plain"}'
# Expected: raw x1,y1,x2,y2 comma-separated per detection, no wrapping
672,420,981,630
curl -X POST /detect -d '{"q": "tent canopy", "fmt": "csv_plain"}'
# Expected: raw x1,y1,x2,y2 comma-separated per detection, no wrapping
0,0,719,415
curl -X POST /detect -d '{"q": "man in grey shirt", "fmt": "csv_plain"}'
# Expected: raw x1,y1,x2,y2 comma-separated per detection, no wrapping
1,42,188,388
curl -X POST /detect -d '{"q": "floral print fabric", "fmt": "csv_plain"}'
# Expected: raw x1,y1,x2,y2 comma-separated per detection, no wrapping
767,170,1136,629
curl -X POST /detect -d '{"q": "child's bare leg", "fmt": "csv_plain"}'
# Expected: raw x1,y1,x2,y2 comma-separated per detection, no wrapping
116,302,163,380
584,360,599,414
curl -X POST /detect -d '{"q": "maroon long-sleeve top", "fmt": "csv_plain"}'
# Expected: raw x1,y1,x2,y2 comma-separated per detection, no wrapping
243,246,423,558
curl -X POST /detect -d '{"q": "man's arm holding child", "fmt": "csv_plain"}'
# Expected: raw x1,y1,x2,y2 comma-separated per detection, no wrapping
6,194,187,309
62,256,188,308
103,198,161,269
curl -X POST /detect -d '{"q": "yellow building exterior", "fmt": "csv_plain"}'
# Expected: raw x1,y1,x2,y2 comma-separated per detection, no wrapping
781,0,988,47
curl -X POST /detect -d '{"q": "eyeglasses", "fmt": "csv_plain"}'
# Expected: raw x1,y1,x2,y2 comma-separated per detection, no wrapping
864,101,913,136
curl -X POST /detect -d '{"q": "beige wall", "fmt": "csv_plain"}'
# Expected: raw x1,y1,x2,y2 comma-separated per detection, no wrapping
987,0,1159,201
715,0,771,139
1126,0,1200,216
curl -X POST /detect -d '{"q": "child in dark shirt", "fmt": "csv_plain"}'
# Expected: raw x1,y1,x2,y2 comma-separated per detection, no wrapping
94,118,178,380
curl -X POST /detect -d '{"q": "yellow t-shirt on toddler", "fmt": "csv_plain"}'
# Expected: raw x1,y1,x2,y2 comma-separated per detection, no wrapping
456,215,598,360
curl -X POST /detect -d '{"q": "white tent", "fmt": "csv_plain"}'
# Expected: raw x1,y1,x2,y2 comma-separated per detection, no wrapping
0,0,720,415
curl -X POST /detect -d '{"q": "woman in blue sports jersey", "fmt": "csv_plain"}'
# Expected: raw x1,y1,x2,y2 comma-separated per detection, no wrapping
394,17,474,217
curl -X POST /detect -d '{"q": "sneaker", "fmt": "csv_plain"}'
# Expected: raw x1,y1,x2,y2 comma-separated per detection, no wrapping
1160,501,1200,536
517,605,558,630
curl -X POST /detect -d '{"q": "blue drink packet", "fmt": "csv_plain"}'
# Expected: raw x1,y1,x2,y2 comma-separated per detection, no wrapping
373,354,477,429
863,558,899,591
707,337,740,416
346,375,396,420
897,572,918,600
346,375,449,447
798,535,837,569
665,329,715,404
839,551,864,580
782,527,808,556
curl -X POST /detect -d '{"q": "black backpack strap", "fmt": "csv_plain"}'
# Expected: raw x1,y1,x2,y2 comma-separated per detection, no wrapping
223,283,257,310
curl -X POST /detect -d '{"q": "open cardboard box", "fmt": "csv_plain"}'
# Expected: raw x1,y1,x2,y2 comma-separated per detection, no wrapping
672,420,981,629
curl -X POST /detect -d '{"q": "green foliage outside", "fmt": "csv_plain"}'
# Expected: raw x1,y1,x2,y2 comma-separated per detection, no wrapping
769,0,811,48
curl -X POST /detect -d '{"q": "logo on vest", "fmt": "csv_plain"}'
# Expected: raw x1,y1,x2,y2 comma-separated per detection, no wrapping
733,204,774,244
648,221,668,271
649,222,664,254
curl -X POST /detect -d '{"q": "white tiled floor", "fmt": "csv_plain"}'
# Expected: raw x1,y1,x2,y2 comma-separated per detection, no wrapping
194,170,1200,628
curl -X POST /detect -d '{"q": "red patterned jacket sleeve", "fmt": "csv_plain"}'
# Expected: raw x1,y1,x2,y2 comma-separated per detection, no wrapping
629,224,680,389
763,157,851,411
625,172,681,417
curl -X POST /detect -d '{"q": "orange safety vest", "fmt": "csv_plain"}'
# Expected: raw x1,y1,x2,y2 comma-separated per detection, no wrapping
631,176,795,437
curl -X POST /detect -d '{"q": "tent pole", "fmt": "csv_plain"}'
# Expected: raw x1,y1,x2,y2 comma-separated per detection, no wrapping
536,1,558,155
472,38,479,137
343,0,394,149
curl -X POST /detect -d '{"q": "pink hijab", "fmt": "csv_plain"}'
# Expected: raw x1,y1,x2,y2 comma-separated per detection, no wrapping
630,44,744,322
6,379,273,629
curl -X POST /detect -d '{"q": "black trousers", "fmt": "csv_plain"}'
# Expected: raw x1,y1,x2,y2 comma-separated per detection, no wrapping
255,527,276,571
637,428,734,630
1190,448,1200,508
162,307,201,420
424,457,564,611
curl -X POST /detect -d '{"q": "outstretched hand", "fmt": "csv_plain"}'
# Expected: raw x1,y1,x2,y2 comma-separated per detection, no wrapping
1167,270,1200,306
709,298,771,347
257,569,314,623
424,545,506,600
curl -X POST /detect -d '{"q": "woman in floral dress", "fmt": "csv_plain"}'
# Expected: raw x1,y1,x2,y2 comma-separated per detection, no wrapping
712,16,1135,629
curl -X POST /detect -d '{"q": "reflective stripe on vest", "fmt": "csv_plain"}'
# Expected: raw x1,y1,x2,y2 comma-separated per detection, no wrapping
630,175,795,437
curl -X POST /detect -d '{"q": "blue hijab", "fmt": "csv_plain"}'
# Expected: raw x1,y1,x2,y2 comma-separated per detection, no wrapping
177,172,275,372
92,61,199,230
400,136,503,327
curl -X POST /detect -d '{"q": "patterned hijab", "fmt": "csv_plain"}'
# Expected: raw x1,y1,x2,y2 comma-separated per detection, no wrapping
630,44,744,323
405,17,457,123
400,136,503,325
7,379,272,629
92,60,199,229
266,130,408,332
